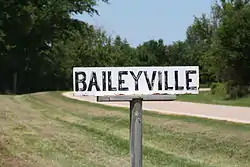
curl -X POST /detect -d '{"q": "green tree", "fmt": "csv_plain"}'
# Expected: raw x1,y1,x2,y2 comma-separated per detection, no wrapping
208,0,250,98
111,36,136,66
0,0,109,93
185,14,215,84
136,39,167,66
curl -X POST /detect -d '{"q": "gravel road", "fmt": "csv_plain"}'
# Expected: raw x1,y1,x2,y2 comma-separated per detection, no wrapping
63,92,250,124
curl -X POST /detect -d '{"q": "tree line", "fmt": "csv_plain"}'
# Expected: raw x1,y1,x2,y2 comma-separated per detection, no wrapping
1,0,250,99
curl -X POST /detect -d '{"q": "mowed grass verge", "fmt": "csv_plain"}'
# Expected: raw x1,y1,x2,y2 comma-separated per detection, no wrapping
0,92,250,167
177,91,250,107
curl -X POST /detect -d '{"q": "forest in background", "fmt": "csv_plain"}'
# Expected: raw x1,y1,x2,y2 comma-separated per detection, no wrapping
1,0,250,99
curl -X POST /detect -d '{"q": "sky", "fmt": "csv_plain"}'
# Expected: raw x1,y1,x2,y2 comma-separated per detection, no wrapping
72,0,213,47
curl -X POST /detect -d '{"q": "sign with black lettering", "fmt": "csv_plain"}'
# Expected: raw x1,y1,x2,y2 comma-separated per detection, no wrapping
73,66,199,96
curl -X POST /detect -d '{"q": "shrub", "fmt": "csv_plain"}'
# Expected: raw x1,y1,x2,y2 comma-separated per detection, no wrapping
210,82,227,99
211,82,249,99
224,81,249,99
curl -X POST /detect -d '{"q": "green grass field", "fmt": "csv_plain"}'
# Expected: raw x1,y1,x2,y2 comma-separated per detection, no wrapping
1,92,250,167
177,91,250,107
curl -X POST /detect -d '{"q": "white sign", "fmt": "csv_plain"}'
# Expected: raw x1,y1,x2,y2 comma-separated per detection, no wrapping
73,66,199,96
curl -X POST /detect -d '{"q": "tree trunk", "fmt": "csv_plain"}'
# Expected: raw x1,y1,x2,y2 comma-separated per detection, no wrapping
13,72,17,94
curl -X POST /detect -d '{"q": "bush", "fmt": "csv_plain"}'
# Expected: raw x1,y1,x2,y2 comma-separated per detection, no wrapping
210,82,227,99
224,81,249,99
211,82,249,99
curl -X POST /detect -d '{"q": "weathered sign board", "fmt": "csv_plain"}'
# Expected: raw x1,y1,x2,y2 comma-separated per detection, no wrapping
73,66,199,167
73,66,199,96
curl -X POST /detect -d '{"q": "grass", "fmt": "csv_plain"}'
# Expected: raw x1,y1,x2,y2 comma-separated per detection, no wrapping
177,91,250,107
1,92,250,166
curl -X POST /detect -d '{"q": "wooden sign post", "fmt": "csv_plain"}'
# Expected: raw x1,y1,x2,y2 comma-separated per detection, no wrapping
73,66,199,167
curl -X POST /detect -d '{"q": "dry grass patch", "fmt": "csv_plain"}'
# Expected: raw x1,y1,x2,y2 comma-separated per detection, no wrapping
0,137,31,167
